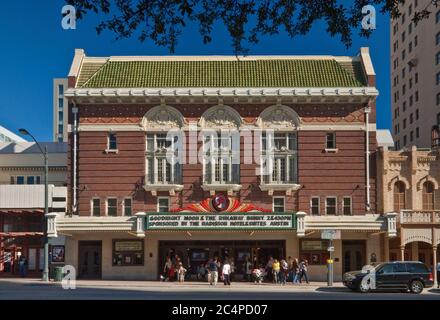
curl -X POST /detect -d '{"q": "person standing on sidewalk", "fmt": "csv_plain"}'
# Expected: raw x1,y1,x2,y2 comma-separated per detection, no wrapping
222,260,231,286
177,262,187,283
266,256,274,282
19,255,27,278
272,259,280,284
299,259,310,284
280,259,288,285
292,258,300,284
209,257,219,286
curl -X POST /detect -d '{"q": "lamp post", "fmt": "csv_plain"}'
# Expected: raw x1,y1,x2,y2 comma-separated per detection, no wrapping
19,129,49,282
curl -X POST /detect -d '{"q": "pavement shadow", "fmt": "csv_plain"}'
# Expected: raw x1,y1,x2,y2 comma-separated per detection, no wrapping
428,288,440,294
315,287,351,293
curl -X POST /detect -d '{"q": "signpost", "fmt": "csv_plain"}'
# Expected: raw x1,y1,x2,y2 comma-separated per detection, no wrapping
321,229,340,287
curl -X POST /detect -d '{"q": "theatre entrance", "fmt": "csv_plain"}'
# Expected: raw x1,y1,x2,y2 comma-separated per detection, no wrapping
158,240,285,280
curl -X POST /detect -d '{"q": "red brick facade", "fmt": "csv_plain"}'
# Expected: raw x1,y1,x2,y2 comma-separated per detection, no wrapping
68,103,377,217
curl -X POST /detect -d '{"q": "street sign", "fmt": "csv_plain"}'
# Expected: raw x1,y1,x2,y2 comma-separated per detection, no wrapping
321,229,341,240
327,246,335,252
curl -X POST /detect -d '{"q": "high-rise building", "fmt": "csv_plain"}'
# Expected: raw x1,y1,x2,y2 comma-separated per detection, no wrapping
391,0,440,149
53,78,68,142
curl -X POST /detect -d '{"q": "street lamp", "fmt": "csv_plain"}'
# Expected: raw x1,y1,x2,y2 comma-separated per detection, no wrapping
19,128,49,282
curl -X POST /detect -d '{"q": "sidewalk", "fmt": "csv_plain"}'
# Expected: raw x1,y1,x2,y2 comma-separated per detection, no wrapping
0,278,344,290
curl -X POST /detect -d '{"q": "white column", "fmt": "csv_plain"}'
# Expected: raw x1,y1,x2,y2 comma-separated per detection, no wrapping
135,212,146,238
412,242,419,261
400,245,405,261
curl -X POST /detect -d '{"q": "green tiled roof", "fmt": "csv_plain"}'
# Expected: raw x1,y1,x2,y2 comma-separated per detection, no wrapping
79,59,366,88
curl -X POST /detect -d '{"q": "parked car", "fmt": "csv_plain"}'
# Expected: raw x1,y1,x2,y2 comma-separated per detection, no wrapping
343,261,434,294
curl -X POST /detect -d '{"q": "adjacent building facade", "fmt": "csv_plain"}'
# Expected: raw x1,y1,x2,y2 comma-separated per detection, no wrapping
391,0,440,149
378,145,440,283
45,47,398,281
0,142,67,276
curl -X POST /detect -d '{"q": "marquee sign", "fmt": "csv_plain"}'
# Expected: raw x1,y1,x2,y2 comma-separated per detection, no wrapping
146,213,295,230
171,194,271,213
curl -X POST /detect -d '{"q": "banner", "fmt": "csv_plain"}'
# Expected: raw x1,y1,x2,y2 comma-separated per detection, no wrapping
146,213,295,230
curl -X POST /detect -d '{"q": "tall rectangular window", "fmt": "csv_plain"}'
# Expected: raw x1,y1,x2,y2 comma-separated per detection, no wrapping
107,198,117,216
123,198,132,216
343,197,352,215
203,132,239,185
326,132,336,149
325,197,337,215
437,32,440,45
437,72,440,85
58,84,64,96
311,197,320,215
437,52,440,65
273,197,285,213
146,133,182,185
261,132,297,184
92,198,101,217
158,197,170,213
108,133,117,150
437,10,440,24
58,98,64,109
16,176,25,185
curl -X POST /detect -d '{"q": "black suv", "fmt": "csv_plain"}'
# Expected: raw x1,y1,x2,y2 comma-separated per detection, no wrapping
343,261,434,294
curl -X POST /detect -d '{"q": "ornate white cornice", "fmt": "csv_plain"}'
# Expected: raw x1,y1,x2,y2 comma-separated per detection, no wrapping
65,87,379,98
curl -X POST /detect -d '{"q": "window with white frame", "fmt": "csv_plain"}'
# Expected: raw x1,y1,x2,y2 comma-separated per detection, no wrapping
311,197,320,215
11,175,41,185
106,198,118,216
261,132,297,184
203,132,239,184
325,197,337,215
158,197,170,213
92,198,101,217
123,198,132,216
273,197,285,213
146,133,182,185
108,133,117,150
326,132,336,149
342,197,352,215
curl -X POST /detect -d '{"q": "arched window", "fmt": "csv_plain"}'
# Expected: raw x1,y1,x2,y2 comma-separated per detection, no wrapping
393,181,406,212
422,181,435,210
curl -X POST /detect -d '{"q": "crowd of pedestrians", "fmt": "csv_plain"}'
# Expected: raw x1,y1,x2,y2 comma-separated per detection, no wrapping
161,254,310,286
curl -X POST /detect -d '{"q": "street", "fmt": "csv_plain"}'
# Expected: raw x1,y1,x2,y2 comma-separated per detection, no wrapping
0,279,439,300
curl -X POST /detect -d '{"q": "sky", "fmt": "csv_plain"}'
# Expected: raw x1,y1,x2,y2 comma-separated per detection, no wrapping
0,1,391,142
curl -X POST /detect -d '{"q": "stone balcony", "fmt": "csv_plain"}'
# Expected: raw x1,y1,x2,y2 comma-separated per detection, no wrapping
399,210,440,225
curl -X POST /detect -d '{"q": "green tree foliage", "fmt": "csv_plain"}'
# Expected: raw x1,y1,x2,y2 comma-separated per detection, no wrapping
66,0,439,54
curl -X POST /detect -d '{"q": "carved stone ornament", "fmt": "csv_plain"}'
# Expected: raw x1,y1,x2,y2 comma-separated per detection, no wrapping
257,105,300,129
201,106,241,129
141,106,184,130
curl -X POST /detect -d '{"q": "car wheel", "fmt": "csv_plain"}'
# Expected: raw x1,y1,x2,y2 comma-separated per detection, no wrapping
409,280,424,294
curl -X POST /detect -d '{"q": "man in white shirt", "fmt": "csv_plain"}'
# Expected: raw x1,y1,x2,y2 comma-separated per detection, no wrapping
222,260,231,286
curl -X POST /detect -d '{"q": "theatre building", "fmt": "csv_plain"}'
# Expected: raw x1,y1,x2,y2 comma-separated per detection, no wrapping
49,48,395,281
